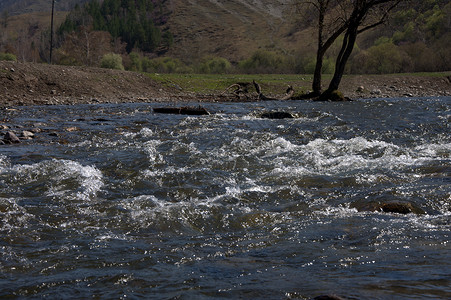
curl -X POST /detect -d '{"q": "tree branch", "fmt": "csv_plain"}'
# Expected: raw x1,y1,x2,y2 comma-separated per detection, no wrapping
357,0,402,34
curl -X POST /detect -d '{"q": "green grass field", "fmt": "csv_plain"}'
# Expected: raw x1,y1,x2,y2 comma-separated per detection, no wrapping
146,72,450,96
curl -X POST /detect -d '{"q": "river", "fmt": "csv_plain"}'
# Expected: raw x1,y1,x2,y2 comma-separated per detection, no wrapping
1,97,450,299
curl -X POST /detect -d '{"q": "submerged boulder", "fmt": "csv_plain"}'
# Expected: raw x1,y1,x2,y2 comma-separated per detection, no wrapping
379,202,424,214
312,295,345,300
352,200,424,215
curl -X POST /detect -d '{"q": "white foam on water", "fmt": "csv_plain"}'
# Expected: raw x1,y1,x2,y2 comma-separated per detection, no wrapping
138,127,154,137
267,137,440,181
143,139,163,162
142,165,209,179
121,195,167,223
46,159,104,201
119,194,225,232
314,205,360,218
205,132,294,161
414,142,451,157
71,136,130,150
261,137,298,157
120,127,154,139
0,197,35,232
0,154,10,171
170,140,202,157
3,159,103,201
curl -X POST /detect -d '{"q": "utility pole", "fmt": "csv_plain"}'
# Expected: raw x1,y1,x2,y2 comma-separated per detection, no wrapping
50,0,55,64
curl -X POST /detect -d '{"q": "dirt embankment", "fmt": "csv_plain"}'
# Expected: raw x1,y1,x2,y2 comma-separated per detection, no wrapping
0,61,181,107
1,61,450,107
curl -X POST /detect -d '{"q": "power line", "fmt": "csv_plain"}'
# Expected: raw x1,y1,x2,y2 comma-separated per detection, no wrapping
50,0,55,64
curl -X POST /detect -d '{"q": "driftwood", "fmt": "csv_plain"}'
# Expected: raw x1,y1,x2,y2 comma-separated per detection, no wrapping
222,81,352,102
253,80,294,101
222,82,252,101
222,80,294,101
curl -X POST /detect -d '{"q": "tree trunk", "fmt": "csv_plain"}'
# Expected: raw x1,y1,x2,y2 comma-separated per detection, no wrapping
312,55,323,96
321,18,359,100
328,31,357,92
312,3,326,96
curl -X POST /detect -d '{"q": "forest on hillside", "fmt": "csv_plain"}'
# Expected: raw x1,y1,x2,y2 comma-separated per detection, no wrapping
57,0,173,53
0,0,449,74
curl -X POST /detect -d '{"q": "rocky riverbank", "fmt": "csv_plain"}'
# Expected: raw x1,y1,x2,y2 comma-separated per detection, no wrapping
1,61,450,107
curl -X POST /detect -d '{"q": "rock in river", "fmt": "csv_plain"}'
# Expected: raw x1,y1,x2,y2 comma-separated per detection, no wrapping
312,295,345,300
352,200,424,215
3,131,21,144
259,111,294,119
21,130,35,139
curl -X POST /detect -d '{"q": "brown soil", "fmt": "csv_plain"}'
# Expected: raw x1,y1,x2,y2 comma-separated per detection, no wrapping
0,61,180,107
1,61,450,107
338,73,451,99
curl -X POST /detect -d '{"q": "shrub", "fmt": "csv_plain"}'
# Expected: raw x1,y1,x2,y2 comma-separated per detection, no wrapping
238,50,292,73
196,56,232,74
0,52,17,62
100,53,124,70
148,57,192,73
351,41,411,74
303,56,335,74
128,52,142,71
141,57,153,72
400,42,436,72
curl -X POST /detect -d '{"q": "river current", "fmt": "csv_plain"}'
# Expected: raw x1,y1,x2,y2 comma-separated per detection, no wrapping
1,97,450,299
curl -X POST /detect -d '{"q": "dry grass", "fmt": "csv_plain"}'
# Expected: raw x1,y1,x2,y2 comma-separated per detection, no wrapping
4,11,67,34
166,0,312,62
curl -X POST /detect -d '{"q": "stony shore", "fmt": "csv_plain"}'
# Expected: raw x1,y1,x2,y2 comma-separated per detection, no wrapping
1,61,450,107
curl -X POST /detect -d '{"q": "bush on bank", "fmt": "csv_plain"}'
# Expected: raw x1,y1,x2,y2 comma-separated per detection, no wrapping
0,52,17,62
100,53,124,70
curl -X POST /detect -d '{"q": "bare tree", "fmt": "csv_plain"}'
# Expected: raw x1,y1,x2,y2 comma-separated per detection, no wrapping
296,0,403,100
321,0,403,100
59,26,113,66
296,0,349,96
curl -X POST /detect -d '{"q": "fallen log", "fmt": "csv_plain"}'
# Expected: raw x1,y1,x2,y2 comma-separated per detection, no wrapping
153,106,210,115
222,82,252,101
259,111,294,119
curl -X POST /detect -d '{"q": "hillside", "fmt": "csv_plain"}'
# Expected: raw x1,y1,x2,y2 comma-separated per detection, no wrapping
166,0,301,62
1,0,449,74
0,0,306,64
165,0,450,72
0,0,88,15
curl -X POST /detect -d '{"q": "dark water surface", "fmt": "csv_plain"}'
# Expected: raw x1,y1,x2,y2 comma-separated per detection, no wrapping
1,98,450,299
